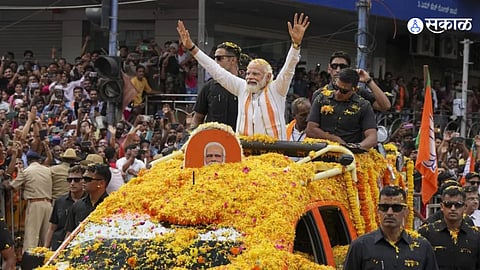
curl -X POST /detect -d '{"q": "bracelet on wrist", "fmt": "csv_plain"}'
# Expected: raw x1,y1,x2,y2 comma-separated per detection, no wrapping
365,78,373,85
292,42,301,49
188,44,196,51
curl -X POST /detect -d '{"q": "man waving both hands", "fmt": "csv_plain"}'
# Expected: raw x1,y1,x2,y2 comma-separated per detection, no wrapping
177,13,310,140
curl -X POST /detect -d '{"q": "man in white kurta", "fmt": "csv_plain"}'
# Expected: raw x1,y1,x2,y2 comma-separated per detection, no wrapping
177,13,310,140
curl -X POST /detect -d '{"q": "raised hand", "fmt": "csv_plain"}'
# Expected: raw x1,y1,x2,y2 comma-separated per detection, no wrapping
287,13,310,45
177,20,195,50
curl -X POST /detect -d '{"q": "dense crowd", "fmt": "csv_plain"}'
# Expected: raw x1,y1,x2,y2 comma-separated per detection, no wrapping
0,13,479,269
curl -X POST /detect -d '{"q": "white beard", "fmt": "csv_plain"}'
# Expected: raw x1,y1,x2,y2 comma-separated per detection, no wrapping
246,76,267,94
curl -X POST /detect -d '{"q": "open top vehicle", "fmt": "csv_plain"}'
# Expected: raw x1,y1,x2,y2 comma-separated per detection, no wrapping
37,123,415,270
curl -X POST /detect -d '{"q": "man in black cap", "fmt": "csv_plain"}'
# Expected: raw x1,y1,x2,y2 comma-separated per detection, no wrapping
6,150,53,253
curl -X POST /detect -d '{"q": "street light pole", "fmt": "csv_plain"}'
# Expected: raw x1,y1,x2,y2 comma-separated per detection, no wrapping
460,38,473,137
108,0,118,57
107,0,118,125
356,0,370,70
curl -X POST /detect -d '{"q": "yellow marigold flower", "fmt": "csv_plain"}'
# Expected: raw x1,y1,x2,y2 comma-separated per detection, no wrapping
320,105,334,115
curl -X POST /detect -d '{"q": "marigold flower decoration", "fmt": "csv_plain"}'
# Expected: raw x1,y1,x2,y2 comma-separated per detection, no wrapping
320,105,334,115
38,132,395,270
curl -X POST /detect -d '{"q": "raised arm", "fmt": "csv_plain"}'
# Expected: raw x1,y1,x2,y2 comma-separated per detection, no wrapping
271,13,310,96
357,69,391,112
288,13,310,49
177,20,244,96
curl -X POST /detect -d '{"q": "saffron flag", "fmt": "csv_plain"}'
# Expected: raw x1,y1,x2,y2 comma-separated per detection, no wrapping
460,142,475,185
415,65,438,205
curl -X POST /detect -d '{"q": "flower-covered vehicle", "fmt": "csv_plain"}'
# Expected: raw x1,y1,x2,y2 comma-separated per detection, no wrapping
38,123,413,270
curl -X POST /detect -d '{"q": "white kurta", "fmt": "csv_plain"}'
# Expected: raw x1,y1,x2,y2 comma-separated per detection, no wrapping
194,46,300,140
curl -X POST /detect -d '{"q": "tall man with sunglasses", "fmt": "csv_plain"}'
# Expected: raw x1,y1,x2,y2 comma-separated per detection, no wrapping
64,164,111,238
306,68,377,150
418,186,480,269
45,165,85,250
178,13,310,139
344,186,438,270
192,42,242,131
312,51,391,112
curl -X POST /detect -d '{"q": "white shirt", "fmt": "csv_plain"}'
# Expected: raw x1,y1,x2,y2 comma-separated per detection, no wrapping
470,210,480,227
106,167,124,194
194,45,300,140
116,157,146,182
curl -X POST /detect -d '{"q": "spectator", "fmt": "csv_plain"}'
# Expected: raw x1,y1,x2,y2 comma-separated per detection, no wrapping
128,66,156,122
116,144,145,183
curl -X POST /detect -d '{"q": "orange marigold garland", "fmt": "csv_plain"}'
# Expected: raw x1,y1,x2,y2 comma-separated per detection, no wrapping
38,132,400,270
344,170,365,235
405,158,415,230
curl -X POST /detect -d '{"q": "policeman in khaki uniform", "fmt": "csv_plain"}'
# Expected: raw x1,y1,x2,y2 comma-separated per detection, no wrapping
8,150,53,252
50,148,81,200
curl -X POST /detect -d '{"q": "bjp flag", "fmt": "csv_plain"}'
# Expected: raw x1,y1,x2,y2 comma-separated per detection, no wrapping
415,65,438,205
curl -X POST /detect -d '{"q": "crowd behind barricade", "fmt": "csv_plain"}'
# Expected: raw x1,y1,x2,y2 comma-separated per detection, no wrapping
1,27,480,267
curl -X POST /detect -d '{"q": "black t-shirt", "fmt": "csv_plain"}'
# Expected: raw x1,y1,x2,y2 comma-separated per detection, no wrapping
308,88,377,144
194,79,238,131
49,193,78,250
65,192,108,233
312,83,375,107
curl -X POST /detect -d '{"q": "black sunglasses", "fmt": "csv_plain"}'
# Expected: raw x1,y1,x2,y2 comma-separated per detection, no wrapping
66,177,82,183
333,81,353,94
469,181,480,185
214,55,235,61
378,203,407,213
442,201,465,208
330,63,349,70
83,176,103,182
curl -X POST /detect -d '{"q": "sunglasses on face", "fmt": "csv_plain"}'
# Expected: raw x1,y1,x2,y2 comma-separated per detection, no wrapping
66,177,82,183
330,63,349,70
214,55,235,61
469,181,480,185
83,176,103,182
442,201,465,208
378,203,407,212
333,81,353,94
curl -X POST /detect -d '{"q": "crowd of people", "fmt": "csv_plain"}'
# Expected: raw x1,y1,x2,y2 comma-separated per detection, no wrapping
0,11,479,269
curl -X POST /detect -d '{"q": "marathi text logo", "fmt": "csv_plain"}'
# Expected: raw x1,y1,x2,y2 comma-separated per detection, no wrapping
407,18,472,34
